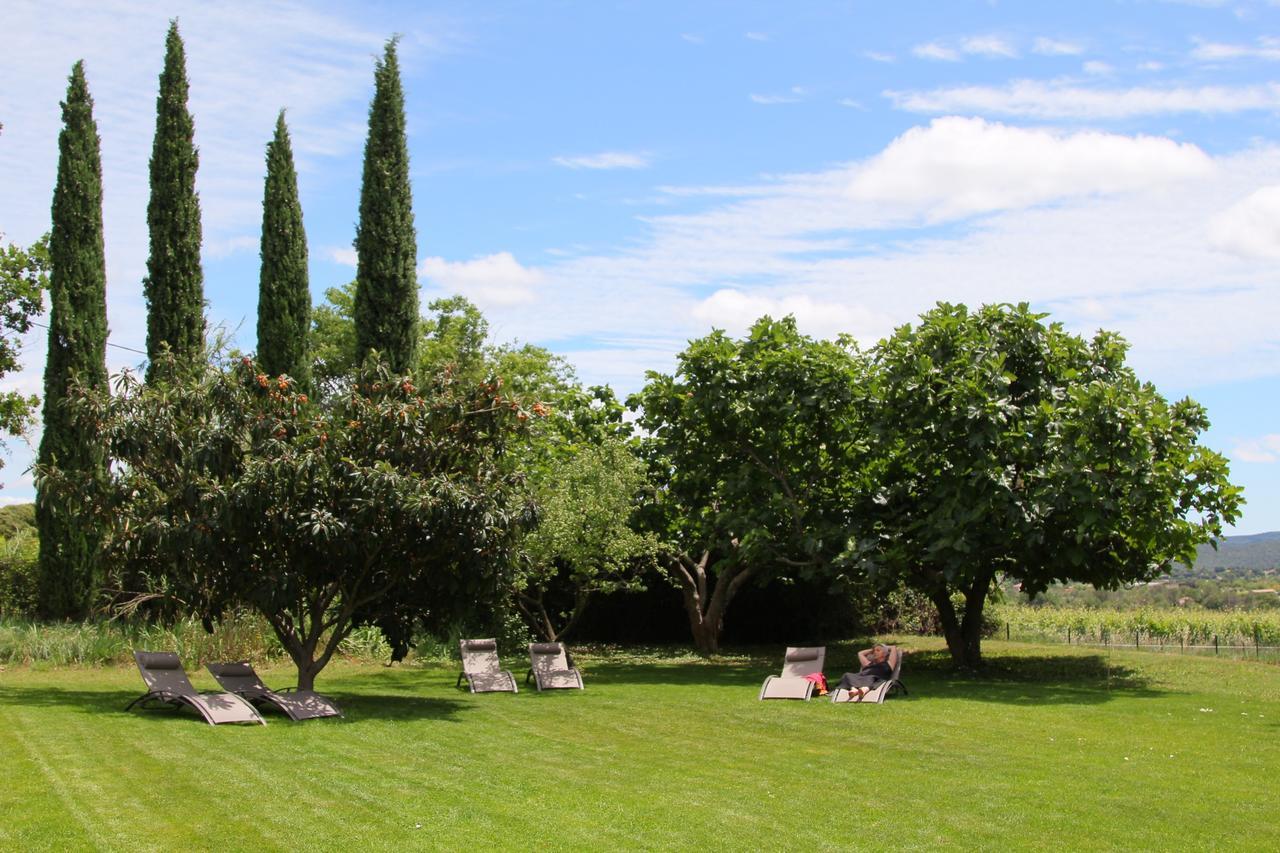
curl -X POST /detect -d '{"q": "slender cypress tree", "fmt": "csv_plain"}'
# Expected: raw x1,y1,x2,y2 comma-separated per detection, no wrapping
353,37,418,373
36,61,109,619
257,111,311,386
143,20,204,382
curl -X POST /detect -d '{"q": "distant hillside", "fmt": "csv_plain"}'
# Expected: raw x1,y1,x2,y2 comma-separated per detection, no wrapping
0,503,35,538
1183,531,1280,573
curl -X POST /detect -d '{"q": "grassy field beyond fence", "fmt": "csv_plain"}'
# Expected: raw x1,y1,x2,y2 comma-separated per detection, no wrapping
2,638,1279,849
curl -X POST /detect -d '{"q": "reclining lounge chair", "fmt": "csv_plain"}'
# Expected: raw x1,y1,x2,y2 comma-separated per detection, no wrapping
830,645,908,704
759,646,826,700
126,651,265,725
456,638,518,693
526,642,584,691
207,662,343,720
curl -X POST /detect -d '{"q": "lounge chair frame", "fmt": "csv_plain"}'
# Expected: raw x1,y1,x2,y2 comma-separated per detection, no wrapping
456,638,518,694
126,651,265,726
759,646,826,700
526,642,584,691
207,662,343,720
830,645,909,704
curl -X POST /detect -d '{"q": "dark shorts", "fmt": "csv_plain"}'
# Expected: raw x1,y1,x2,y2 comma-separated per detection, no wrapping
837,673,885,690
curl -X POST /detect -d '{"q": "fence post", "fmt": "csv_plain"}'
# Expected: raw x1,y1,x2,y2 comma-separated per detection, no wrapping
1135,630,1140,649
1067,626,1071,645
1214,635,1219,655
1256,627,1262,660
1006,623,1010,641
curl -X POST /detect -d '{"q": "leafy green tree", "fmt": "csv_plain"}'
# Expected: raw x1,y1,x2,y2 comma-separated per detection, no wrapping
354,38,418,373
518,439,659,641
861,303,1243,667
418,295,488,382
630,317,868,654
0,235,48,471
309,280,357,396
256,111,310,387
143,20,204,382
36,61,109,620
43,358,534,690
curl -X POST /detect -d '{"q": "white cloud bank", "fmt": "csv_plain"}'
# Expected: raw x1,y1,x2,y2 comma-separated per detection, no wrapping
466,120,1280,398
1208,186,1280,259
420,252,542,307
1233,435,1280,463
848,117,1214,221
888,80,1280,118
553,151,652,170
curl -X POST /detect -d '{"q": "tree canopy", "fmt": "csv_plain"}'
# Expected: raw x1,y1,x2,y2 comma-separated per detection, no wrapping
256,111,311,388
143,21,204,381
859,303,1243,667
37,60,110,619
353,38,418,373
43,358,535,689
0,234,48,473
630,316,868,654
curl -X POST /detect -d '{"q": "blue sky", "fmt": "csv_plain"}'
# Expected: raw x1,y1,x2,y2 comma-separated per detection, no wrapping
1,0,1278,534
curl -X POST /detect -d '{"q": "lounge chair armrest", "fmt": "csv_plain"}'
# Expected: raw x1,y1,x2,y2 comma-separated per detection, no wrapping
525,669,534,684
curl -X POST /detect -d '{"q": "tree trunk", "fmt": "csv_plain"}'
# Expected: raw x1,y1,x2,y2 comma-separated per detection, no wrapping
670,552,753,656
929,589,965,667
929,574,992,669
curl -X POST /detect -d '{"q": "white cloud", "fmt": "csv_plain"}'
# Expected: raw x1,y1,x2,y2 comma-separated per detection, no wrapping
913,42,961,62
847,117,1214,221
745,32,769,42
864,51,895,63
913,36,1016,62
553,151,651,170
419,252,542,307
326,246,358,267
1083,60,1114,75
1208,186,1280,259
692,289,893,341
961,35,1018,59
1192,37,1280,61
887,80,1280,118
1232,435,1280,463
750,87,807,105
680,33,704,45
1033,37,1085,56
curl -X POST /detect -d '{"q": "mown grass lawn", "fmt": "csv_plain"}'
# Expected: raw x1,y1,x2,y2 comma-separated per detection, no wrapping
2,637,1278,851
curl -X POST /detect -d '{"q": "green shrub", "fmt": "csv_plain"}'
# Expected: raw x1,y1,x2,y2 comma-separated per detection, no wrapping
0,528,39,617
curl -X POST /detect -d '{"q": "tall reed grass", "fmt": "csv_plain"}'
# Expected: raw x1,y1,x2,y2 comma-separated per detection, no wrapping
0,611,406,667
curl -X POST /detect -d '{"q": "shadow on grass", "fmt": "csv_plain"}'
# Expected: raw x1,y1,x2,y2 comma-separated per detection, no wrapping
901,648,1169,705
579,645,1171,706
0,682,472,725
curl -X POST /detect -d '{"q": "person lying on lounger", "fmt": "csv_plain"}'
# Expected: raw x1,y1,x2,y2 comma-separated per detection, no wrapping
836,643,892,702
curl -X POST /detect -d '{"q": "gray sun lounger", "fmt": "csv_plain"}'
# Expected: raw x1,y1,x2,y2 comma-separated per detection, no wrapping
126,651,265,725
207,662,343,720
759,646,826,700
456,638,518,693
526,642,584,691
831,645,908,704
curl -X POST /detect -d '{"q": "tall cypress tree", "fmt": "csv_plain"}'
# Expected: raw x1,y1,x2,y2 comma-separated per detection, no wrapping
36,61,109,619
353,37,418,373
143,20,204,382
257,111,311,386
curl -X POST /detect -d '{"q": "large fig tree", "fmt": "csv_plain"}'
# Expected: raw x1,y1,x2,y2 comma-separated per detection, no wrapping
861,303,1242,668
630,317,868,654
